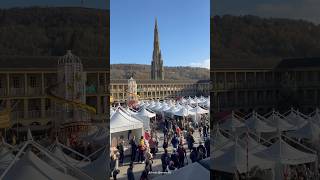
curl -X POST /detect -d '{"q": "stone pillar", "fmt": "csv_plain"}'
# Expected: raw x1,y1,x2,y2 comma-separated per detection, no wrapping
41,73,45,95
97,73,100,94
6,99,11,109
41,98,45,118
24,73,27,95
6,73,9,96
24,99,28,119
234,91,238,107
97,96,101,114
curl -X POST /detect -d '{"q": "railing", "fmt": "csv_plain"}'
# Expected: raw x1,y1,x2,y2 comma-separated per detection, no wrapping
10,111,24,120
214,81,320,91
0,88,7,97
26,88,42,96
9,88,25,96
28,110,41,118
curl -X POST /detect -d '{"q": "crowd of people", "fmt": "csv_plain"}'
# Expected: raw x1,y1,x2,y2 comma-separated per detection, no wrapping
110,112,210,180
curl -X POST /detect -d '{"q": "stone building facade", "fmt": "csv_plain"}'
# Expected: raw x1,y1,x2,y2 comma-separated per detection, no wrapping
212,58,320,114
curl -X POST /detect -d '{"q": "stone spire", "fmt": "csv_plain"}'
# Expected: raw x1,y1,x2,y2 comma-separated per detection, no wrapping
151,17,164,80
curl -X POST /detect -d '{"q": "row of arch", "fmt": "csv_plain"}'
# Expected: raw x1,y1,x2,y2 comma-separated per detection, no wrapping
11,121,52,128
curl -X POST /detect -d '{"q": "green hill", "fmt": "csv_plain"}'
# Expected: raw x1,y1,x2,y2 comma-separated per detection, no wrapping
0,7,109,57
111,64,209,80
212,15,320,59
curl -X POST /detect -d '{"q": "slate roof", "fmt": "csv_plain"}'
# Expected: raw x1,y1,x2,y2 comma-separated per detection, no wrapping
212,58,282,70
276,57,320,70
0,56,108,71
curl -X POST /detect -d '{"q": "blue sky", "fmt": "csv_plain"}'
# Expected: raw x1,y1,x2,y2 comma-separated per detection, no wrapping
0,0,109,9
213,0,320,24
111,0,210,68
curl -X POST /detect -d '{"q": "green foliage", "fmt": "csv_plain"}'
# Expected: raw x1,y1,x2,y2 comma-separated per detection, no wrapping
212,15,320,59
0,7,109,57
110,64,209,80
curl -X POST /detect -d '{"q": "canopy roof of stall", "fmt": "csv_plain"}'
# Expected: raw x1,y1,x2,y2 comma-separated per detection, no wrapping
245,112,277,133
136,107,156,118
220,113,245,131
190,105,209,114
110,108,143,133
213,142,274,173
286,121,320,141
255,137,317,165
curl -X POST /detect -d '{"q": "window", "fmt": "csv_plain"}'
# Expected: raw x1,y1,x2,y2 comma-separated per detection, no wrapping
13,77,20,88
29,76,38,88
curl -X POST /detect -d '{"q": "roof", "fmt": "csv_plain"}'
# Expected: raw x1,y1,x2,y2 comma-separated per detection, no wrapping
212,58,281,70
276,57,320,70
0,56,108,71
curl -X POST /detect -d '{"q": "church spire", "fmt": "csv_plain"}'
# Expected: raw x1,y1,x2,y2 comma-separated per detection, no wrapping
154,17,160,53
151,17,164,80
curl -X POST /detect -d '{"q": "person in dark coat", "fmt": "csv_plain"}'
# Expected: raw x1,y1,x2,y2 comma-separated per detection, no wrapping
197,147,206,161
162,138,168,150
160,149,170,172
204,137,210,158
117,140,125,164
203,124,208,139
197,141,207,159
130,136,138,162
163,126,168,139
170,149,180,168
190,147,198,163
127,162,135,180
186,133,195,152
171,134,179,149
177,144,187,168
140,167,150,180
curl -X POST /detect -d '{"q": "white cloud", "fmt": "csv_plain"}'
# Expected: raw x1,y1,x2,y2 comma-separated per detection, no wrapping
189,58,210,69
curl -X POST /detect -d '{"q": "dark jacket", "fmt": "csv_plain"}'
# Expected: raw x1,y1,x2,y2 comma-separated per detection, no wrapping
161,153,170,166
127,167,135,180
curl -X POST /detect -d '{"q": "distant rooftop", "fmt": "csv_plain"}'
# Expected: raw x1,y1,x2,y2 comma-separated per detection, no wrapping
212,57,320,70
276,57,320,70
110,79,210,84
0,56,108,71
212,58,281,70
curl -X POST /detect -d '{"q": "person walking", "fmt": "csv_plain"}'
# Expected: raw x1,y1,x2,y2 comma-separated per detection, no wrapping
197,141,207,159
162,138,168,150
203,124,208,139
197,147,206,161
116,140,124,165
163,126,168,139
140,167,150,180
199,126,203,139
149,137,157,156
170,149,180,168
171,134,179,149
144,148,153,172
190,147,198,163
204,137,210,158
186,132,195,152
130,136,138,162
127,162,135,180
160,149,170,172
177,144,187,168
138,136,146,163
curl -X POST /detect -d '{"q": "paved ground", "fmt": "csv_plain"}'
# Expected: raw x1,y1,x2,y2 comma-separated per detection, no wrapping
115,130,203,180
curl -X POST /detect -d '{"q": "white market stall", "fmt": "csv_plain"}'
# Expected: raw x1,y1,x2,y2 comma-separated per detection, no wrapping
110,108,144,148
